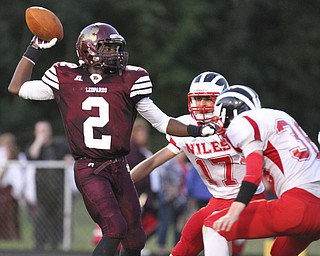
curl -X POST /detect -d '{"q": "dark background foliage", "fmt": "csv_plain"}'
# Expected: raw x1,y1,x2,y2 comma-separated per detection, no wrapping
0,0,319,150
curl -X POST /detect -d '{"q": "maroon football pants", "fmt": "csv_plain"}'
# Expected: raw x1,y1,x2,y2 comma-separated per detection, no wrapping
74,157,146,250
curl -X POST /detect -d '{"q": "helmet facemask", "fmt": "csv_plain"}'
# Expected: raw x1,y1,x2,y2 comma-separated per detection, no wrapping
188,92,217,123
94,41,128,73
187,71,229,123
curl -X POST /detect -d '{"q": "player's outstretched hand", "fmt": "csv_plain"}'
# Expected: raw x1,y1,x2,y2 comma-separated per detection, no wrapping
200,124,216,136
200,118,225,137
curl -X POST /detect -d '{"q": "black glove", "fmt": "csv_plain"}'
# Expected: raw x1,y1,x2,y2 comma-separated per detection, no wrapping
187,124,216,137
187,117,225,137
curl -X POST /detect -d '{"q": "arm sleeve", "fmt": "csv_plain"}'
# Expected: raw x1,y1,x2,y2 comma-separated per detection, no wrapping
136,97,170,134
19,80,54,100
235,151,263,205
243,151,264,185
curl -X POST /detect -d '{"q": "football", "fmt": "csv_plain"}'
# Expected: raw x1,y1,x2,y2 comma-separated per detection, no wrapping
25,6,64,41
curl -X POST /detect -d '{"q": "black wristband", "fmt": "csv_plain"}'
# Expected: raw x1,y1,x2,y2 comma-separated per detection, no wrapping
235,181,258,206
23,45,42,64
187,125,202,137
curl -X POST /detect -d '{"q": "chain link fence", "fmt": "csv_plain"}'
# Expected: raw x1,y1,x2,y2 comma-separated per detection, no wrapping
0,160,95,254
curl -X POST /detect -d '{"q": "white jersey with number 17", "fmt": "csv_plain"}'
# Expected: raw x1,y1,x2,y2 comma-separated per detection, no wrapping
166,115,264,199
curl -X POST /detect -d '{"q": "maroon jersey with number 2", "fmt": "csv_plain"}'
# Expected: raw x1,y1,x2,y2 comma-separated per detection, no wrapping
43,62,152,160
41,61,154,250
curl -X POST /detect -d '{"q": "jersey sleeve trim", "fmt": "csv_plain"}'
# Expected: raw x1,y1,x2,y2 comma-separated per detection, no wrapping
42,65,59,90
167,136,182,153
243,116,261,140
166,143,181,154
130,75,152,98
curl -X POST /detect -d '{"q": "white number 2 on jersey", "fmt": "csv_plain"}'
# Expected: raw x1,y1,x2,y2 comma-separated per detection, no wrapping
82,97,111,149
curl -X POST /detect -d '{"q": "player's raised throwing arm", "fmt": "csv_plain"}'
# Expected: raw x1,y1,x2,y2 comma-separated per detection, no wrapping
8,37,57,95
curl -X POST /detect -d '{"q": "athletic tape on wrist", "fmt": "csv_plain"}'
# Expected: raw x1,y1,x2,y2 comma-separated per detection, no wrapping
23,46,42,64
235,181,258,205
187,125,202,137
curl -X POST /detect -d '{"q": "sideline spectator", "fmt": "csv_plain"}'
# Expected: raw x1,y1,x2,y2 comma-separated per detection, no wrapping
0,133,23,240
156,153,190,255
25,121,72,250
186,166,211,210
127,118,158,238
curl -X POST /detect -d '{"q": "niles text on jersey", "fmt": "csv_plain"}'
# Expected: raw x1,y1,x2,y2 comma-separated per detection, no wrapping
185,139,231,155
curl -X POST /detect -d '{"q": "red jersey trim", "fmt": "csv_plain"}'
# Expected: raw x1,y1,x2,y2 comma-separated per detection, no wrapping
243,116,261,140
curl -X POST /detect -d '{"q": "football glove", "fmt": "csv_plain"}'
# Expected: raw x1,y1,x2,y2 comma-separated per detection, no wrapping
23,36,57,64
31,36,57,50
187,117,225,137
187,123,216,137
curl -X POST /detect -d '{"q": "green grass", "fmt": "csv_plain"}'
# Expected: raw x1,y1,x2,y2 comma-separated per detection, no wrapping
1,198,320,255
0,195,94,252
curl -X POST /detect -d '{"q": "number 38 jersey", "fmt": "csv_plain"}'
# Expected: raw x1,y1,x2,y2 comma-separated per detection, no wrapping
166,115,264,199
226,108,320,198
42,62,152,160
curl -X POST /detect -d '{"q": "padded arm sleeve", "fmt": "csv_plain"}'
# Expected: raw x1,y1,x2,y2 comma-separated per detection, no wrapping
19,80,54,100
136,97,170,134
243,151,264,185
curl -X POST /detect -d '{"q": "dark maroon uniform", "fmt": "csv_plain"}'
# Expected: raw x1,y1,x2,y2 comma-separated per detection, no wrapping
42,62,153,249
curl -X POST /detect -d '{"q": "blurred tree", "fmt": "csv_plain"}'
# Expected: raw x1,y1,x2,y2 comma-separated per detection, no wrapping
0,0,319,150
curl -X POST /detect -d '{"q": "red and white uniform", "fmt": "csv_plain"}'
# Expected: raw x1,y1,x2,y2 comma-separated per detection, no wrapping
167,115,265,256
226,108,320,198
204,108,320,255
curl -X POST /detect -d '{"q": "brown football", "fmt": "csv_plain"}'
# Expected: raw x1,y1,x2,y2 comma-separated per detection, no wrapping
25,6,63,41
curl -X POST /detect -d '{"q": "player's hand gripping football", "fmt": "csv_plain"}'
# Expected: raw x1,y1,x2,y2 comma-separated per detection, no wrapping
30,36,57,50
23,36,57,65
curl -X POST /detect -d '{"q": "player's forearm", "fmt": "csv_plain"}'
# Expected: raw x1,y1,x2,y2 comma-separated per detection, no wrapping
130,159,154,182
228,201,246,219
8,58,34,95
167,118,208,137
130,147,175,182
166,118,189,136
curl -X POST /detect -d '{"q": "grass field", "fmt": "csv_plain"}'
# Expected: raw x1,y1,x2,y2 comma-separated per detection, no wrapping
0,195,320,255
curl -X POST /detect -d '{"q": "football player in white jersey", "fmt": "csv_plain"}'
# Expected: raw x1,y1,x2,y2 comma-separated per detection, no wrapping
203,85,320,256
130,72,265,256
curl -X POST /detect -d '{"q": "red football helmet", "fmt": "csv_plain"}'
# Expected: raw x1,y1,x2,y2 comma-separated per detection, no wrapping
76,22,128,73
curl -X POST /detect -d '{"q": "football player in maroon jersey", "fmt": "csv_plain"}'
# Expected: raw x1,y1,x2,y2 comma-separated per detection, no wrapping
8,23,216,256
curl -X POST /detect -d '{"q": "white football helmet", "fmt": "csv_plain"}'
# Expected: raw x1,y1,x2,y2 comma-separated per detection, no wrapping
188,71,229,123
215,85,261,128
